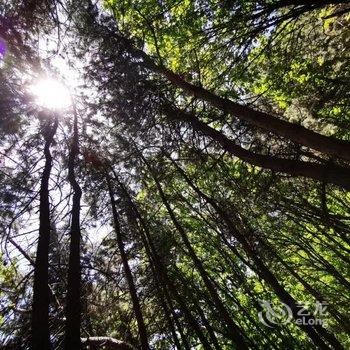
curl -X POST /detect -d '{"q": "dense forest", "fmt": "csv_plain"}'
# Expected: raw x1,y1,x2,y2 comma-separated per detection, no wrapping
0,0,350,349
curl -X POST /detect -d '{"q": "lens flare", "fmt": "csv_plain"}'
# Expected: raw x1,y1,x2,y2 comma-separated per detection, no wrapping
0,39,6,63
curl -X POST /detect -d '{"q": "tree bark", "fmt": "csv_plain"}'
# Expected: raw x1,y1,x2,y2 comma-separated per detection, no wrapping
106,174,150,350
168,157,344,350
144,158,250,350
120,194,186,350
162,104,350,190
31,116,58,350
102,27,350,163
64,107,83,350
113,173,213,349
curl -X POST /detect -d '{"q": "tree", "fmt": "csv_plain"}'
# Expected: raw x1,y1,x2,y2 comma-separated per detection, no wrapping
0,0,349,349
31,113,58,350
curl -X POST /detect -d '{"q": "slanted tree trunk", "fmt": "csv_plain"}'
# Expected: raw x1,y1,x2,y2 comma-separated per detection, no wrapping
118,185,185,350
112,173,212,349
106,174,150,350
98,24,350,163
64,107,83,350
142,156,250,350
162,104,350,190
31,116,58,350
168,156,344,350
260,239,350,332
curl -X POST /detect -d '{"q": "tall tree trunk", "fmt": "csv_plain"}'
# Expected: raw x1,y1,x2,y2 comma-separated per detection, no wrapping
98,24,350,162
64,107,83,350
31,116,58,350
106,174,150,350
168,156,344,350
112,173,213,349
162,104,350,190
155,72,350,163
261,239,350,332
143,158,251,349
181,185,350,333
119,187,187,350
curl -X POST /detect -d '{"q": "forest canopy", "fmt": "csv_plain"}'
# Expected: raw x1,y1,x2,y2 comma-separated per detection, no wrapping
0,1,350,349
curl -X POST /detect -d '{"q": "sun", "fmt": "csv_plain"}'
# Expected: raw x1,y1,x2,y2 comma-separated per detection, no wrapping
30,78,72,110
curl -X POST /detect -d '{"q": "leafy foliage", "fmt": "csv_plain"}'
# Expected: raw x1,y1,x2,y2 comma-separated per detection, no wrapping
0,1,350,349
